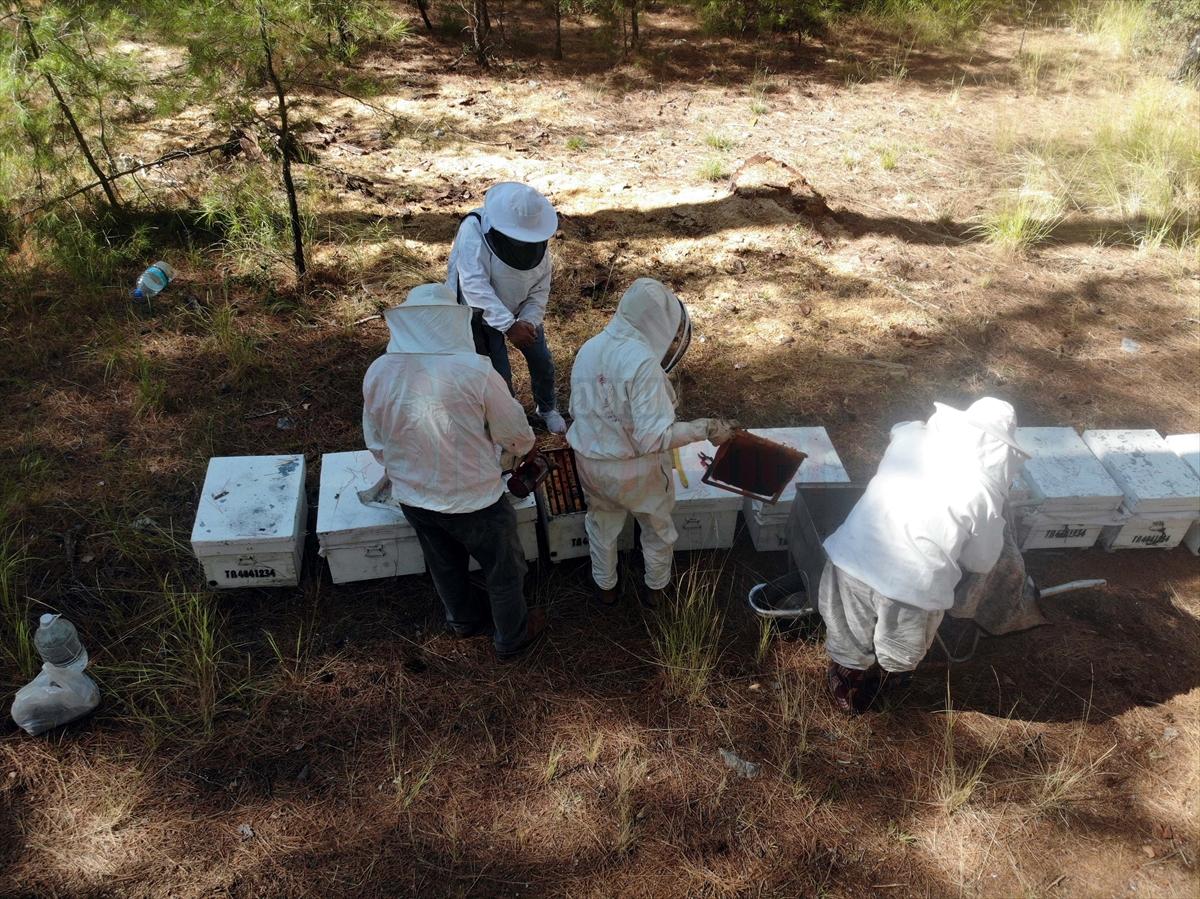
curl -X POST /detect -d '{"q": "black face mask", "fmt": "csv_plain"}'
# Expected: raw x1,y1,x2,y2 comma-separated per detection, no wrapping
485,228,547,271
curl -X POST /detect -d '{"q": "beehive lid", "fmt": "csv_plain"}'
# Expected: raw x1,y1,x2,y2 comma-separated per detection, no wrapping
192,455,306,552
1016,427,1125,512
317,451,411,548
1165,434,1200,479
317,450,535,550
745,427,850,516
675,440,744,511
1081,430,1200,515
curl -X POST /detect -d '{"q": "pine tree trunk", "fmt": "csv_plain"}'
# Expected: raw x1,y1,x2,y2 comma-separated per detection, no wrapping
415,0,433,31
480,0,492,35
629,0,638,49
471,0,490,67
19,9,120,210
553,0,563,60
257,1,307,279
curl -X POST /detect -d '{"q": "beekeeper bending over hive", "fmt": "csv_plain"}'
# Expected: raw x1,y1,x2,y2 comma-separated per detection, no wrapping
568,278,736,608
819,398,1029,712
447,182,566,434
363,284,545,662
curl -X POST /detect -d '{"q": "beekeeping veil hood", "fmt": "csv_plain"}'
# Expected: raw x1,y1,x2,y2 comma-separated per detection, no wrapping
927,397,1029,497
608,278,692,372
383,283,474,355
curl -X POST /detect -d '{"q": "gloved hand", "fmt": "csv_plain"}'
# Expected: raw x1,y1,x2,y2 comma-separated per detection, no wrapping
506,320,537,350
706,419,739,445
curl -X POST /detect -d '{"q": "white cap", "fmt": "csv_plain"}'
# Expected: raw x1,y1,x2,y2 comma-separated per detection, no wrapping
483,182,558,243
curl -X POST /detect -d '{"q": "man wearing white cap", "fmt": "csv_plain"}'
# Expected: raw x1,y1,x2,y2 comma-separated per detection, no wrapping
818,398,1029,712
447,182,566,434
362,284,546,661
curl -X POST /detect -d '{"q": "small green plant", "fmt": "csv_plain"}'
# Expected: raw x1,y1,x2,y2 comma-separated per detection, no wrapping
932,684,1003,815
651,565,724,702
704,131,735,151
613,752,648,854
132,353,167,416
0,525,36,682
544,741,567,783
97,580,235,737
974,195,1061,255
774,670,816,787
697,158,729,182
754,618,773,667
1075,0,1148,58
202,301,259,378
878,146,900,171
565,135,588,152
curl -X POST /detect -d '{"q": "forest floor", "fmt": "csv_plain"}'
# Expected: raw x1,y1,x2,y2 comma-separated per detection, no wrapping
1,6,1198,898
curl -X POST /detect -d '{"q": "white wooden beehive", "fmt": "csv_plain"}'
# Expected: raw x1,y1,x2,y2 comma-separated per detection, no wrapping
672,440,744,552
469,486,539,571
191,455,307,589
542,506,634,561
741,427,851,552
1083,430,1200,551
1013,427,1125,551
1165,434,1200,555
1081,429,1200,516
316,451,425,583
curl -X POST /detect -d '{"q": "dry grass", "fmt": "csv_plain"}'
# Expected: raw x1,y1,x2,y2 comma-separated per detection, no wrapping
1,8,1198,898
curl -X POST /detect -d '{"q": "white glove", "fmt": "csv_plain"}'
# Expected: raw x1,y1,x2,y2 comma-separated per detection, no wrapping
706,419,738,446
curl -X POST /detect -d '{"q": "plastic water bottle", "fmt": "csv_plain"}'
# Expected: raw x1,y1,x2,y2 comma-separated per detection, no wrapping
34,613,88,671
132,261,176,301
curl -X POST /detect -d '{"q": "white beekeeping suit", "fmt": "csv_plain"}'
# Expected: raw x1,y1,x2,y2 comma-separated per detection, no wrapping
819,398,1028,695
445,194,553,334
568,278,732,597
362,284,534,515
823,397,1027,613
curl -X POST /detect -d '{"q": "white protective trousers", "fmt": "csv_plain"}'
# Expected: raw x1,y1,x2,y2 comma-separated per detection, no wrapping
577,453,677,591
817,560,944,673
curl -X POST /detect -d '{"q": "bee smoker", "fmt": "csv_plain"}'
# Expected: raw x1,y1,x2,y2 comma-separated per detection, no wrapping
507,453,552,499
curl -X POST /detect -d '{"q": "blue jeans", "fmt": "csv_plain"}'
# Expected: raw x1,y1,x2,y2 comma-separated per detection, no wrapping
472,311,557,413
401,497,529,654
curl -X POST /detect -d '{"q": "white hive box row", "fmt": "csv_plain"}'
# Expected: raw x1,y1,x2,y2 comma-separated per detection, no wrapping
191,455,307,588
1014,427,1125,550
1082,430,1200,550
316,450,538,584
1165,434,1200,554
741,428,852,552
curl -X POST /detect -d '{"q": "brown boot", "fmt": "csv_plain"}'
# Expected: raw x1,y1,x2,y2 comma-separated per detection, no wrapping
496,607,547,663
641,584,670,609
593,584,619,607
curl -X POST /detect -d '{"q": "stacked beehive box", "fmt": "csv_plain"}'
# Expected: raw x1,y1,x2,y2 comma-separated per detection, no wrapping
1164,434,1200,555
741,427,852,552
1013,427,1126,550
1082,430,1200,550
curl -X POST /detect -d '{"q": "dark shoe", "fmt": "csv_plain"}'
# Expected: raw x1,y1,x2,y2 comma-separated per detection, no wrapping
496,607,547,663
447,620,494,639
827,662,880,714
641,585,668,609
593,584,619,607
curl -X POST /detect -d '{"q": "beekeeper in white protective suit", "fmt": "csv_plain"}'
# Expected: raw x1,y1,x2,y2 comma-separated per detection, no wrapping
447,182,566,434
818,397,1029,712
362,284,545,662
568,278,736,608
